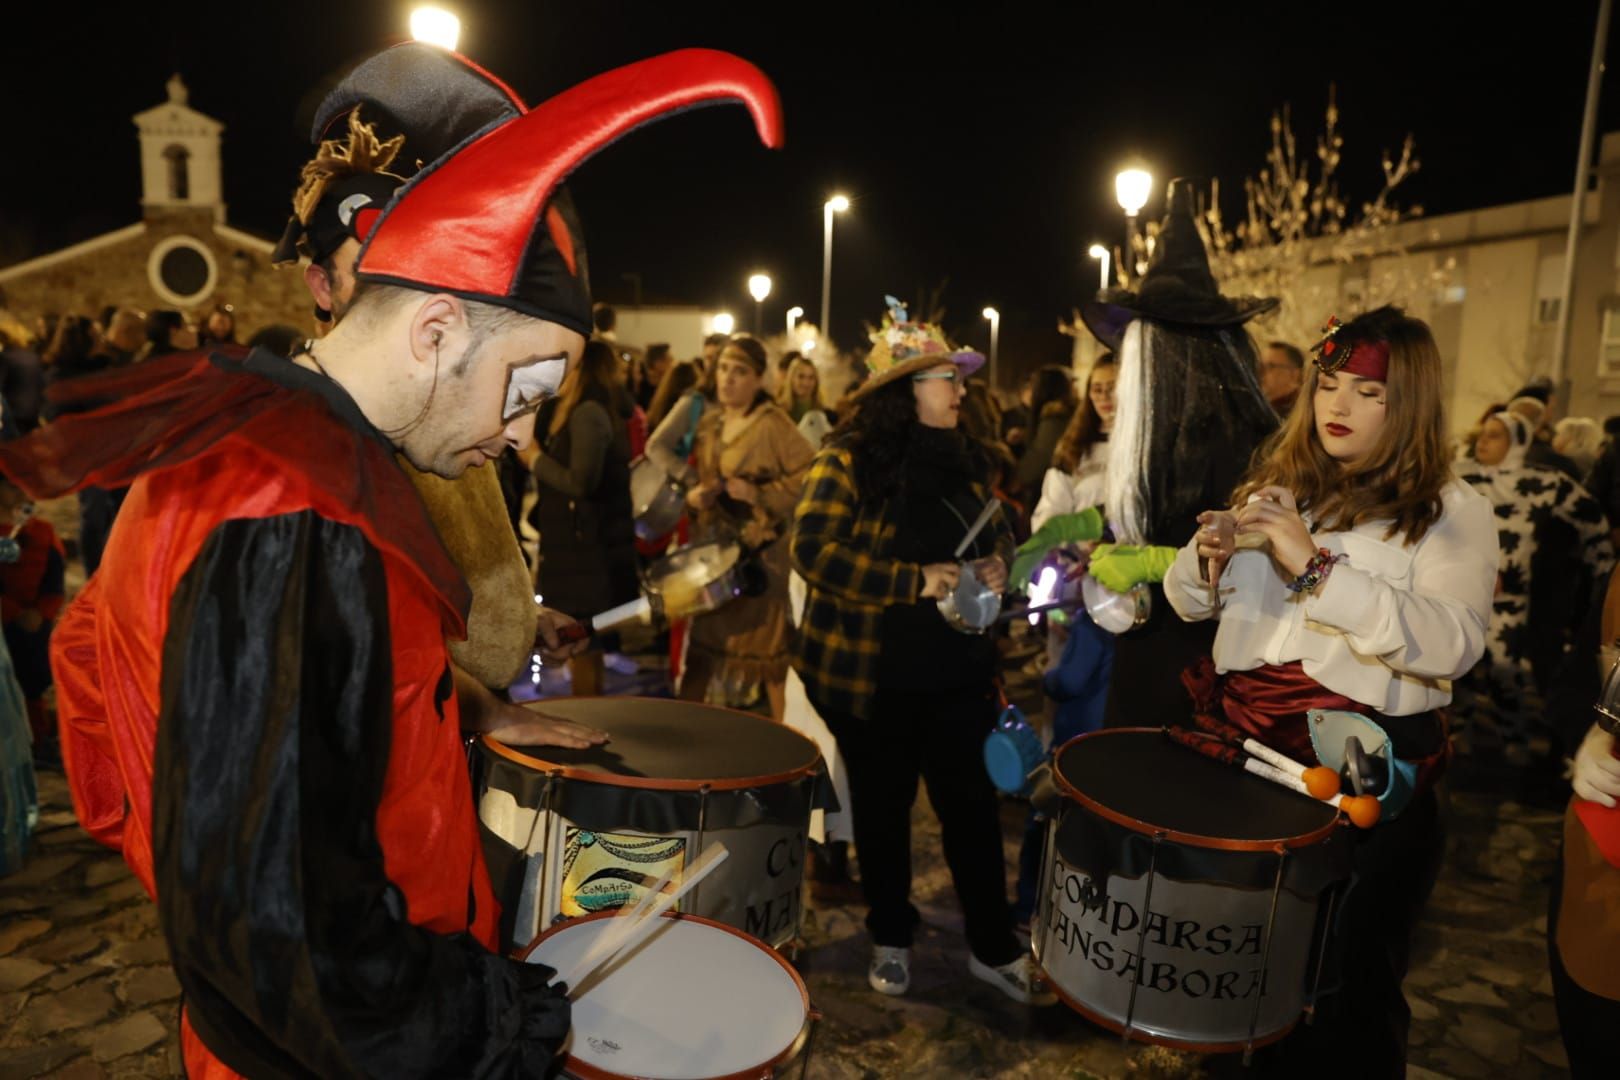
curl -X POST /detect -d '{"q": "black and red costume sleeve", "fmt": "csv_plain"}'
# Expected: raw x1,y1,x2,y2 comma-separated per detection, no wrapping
153,509,568,1077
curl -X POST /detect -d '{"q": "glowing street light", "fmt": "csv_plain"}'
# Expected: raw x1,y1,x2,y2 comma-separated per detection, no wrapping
786,305,804,337
1088,243,1112,291
410,6,461,50
747,273,772,335
711,312,735,336
1115,168,1153,282
820,194,850,350
983,306,1001,389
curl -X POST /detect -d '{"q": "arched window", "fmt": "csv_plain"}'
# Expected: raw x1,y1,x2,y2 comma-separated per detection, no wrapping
164,144,190,201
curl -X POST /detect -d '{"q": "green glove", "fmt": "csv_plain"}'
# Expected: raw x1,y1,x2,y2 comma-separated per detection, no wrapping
1088,543,1178,593
1010,507,1106,593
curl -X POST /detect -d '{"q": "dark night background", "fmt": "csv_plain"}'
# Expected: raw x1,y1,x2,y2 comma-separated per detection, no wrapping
4,1,1617,365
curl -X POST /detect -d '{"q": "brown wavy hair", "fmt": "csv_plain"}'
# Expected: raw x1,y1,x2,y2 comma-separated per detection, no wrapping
1051,352,1117,474
1231,306,1450,544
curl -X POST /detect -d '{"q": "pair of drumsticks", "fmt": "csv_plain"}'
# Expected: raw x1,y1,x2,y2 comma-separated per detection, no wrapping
554,844,731,999
1237,738,1382,828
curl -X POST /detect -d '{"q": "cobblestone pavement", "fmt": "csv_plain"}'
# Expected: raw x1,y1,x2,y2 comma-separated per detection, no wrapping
0,523,1581,1077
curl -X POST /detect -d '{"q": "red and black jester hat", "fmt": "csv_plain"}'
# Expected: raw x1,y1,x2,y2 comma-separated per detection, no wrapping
312,43,783,336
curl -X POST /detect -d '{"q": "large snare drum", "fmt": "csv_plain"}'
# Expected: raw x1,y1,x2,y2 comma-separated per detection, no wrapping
523,912,812,1079
1034,728,1350,1055
476,698,825,952
630,456,687,540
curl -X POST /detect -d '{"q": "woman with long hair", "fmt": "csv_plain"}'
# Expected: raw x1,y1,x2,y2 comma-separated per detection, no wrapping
777,353,833,448
645,359,700,434
530,339,639,695
790,302,1054,1006
1161,306,1498,1074
1033,353,1117,532
680,334,814,720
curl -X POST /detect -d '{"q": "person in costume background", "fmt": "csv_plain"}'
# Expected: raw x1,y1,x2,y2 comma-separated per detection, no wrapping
1164,306,1497,1076
791,299,1053,1005
0,474,64,752
1078,178,1280,729
1455,409,1612,759
0,44,784,1077
681,333,814,719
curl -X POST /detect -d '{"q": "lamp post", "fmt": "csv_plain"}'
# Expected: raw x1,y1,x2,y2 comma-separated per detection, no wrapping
1087,243,1112,292
1114,168,1153,283
786,305,804,338
409,5,461,49
820,195,849,351
982,306,1001,390
747,274,772,336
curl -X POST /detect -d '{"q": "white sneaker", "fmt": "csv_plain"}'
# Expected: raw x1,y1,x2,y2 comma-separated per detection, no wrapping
968,953,1057,1006
868,946,911,996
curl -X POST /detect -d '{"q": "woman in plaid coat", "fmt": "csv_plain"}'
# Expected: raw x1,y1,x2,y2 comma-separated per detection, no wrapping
790,301,1055,1006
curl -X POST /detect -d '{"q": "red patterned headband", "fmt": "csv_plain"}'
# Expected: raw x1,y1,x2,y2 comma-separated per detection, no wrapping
1310,316,1390,381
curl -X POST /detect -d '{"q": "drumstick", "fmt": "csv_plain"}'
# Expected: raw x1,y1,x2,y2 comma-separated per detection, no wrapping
954,498,1003,560
1243,756,1347,810
1240,738,1310,777
559,844,730,996
555,863,676,989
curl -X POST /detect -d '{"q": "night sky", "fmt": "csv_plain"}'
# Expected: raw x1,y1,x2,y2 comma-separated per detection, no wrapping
5,1,1618,365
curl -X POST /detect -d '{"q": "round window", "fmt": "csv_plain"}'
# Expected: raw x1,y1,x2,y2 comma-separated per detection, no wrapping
146,235,218,306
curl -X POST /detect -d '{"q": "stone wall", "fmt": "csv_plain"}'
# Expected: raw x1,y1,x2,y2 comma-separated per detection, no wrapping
1,211,313,343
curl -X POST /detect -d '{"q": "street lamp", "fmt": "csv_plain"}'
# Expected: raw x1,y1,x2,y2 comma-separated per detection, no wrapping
1087,243,1112,291
820,194,850,350
747,273,772,335
982,306,1001,390
1115,168,1153,282
409,5,461,50
711,312,735,336
786,305,804,337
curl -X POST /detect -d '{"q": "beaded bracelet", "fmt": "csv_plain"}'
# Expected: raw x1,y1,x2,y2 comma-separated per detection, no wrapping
1287,547,1344,594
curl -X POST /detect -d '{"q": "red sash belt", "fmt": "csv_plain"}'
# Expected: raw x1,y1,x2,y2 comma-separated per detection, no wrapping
1182,657,1448,792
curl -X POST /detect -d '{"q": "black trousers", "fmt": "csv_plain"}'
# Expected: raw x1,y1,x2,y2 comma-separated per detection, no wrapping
818,686,1021,966
1213,787,1445,1079
1548,834,1620,1079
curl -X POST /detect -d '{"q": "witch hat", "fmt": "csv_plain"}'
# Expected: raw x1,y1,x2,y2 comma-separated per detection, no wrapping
303,46,784,336
1081,177,1277,349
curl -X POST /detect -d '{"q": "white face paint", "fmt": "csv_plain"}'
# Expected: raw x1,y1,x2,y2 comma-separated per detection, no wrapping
503,353,570,423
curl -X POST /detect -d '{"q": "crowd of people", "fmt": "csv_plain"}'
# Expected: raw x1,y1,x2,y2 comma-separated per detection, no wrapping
0,41,1614,1080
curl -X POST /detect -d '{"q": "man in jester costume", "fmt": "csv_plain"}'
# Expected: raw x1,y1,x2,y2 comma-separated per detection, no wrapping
0,46,782,1077
1016,178,1279,727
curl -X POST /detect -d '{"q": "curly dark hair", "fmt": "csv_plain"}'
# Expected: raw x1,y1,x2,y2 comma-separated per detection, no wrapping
832,379,919,503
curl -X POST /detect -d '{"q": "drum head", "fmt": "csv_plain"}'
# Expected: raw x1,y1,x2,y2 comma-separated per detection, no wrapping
492,698,822,790
527,914,807,1080
630,458,672,516
1055,728,1339,848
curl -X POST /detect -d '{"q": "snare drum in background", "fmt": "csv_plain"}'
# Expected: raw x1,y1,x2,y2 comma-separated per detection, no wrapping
523,911,813,1080
630,456,687,541
1034,728,1351,1055
476,698,826,952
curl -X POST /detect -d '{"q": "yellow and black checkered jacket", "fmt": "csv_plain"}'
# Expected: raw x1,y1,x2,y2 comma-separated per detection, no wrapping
790,442,1012,720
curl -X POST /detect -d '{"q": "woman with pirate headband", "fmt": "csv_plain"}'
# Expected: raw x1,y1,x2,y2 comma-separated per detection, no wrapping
1161,306,1498,1075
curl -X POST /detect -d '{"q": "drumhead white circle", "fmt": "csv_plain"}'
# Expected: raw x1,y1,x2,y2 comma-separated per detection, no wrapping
528,915,807,1079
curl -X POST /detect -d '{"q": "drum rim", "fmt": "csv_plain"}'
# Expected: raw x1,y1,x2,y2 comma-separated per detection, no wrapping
520,909,812,1080
1052,727,1343,852
1031,953,1301,1054
484,696,823,792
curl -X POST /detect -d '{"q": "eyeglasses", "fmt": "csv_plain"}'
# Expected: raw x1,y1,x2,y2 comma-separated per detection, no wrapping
912,369,962,386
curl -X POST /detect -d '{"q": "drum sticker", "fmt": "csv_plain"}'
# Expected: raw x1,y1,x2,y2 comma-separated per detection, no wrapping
740,831,804,944
587,1037,622,1056
559,829,686,918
